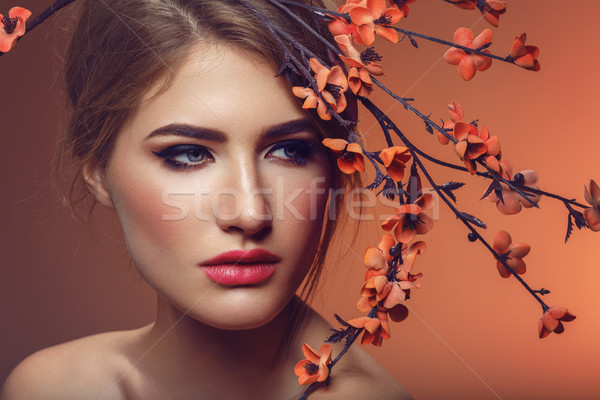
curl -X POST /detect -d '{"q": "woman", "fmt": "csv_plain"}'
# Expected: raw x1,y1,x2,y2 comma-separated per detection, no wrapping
1,0,410,399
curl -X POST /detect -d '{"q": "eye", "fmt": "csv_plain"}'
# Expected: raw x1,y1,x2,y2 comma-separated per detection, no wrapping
152,144,214,170
266,139,317,166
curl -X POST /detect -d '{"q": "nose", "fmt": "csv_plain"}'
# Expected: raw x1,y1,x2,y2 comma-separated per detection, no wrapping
213,158,273,237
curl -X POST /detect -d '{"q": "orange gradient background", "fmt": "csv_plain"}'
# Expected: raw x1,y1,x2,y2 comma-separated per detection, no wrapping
1,1,599,399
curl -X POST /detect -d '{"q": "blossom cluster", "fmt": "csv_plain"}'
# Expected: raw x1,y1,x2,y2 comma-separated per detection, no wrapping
290,0,593,394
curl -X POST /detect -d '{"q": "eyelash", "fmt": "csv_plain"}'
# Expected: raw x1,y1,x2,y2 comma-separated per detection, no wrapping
152,140,317,171
152,145,213,170
266,139,317,166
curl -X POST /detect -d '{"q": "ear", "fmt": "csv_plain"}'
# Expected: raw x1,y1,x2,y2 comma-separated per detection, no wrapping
82,163,115,209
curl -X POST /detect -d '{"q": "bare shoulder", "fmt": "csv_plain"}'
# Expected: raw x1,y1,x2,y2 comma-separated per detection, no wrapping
304,346,413,400
0,327,147,400
300,310,413,400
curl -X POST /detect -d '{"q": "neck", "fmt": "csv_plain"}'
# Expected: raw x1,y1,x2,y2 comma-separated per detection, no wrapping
136,294,306,398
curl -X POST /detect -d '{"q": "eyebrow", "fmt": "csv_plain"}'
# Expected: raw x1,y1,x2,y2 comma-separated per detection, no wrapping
263,118,319,140
145,118,318,142
146,124,227,142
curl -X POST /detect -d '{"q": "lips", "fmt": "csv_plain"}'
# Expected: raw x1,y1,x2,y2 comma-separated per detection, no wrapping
201,249,280,286
202,249,280,265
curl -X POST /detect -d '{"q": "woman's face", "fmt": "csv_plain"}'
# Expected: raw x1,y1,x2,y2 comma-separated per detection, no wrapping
92,45,332,330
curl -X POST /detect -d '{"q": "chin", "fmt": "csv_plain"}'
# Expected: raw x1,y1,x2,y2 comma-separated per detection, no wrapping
181,287,294,331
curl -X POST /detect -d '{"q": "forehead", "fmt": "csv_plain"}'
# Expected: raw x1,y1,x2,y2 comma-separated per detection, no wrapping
130,44,304,140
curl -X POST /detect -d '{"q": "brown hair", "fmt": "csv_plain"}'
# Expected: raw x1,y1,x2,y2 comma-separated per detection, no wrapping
60,0,360,351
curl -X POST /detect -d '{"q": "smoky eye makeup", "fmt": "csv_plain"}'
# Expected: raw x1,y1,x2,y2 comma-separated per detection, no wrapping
152,144,214,171
152,139,319,170
148,117,322,171
265,139,320,166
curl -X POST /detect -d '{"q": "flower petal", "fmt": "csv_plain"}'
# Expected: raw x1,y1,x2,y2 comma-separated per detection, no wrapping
338,157,358,174
472,28,493,49
520,170,539,185
506,258,526,275
416,193,434,210
357,295,373,312
316,68,330,92
317,363,329,382
583,207,600,231
493,230,512,252
589,179,600,202
319,343,333,363
309,58,326,74
486,136,501,156
396,204,422,215
351,7,374,26
458,56,476,80
302,94,318,110
329,66,349,90
454,141,468,159
298,372,319,385
322,138,347,152
341,54,364,69
444,48,465,65
316,100,332,120
379,234,396,256
347,316,368,328
496,260,511,278
375,26,399,43
510,34,527,58
364,317,382,334
497,192,523,215
382,284,406,308
448,101,464,122
541,312,559,332
301,343,321,364
386,163,407,181
454,27,474,46
453,121,472,141
485,155,500,173
538,318,551,339
294,360,311,376
395,221,417,243
0,35,18,53
380,146,408,166
415,213,434,235
547,306,569,320
382,213,402,231
357,23,376,45
334,34,353,55
383,7,404,24
509,243,530,259
364,247,386,269
368,0,387,18
9,7,33,21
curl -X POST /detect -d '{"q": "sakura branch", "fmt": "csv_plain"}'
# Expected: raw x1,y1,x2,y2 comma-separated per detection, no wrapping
274,2,588,397
245,1,589,395
360,97,551,310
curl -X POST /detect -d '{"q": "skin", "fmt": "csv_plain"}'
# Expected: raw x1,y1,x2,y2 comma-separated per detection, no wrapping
1,45,411,400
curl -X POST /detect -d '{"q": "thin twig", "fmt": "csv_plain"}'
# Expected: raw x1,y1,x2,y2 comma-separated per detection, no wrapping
370,77,540,209
393,27,510,62
362,99,550,312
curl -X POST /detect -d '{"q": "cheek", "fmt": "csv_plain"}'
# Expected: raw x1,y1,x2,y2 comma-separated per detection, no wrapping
270,162,330,225
269,167,332,275
107,159,205,271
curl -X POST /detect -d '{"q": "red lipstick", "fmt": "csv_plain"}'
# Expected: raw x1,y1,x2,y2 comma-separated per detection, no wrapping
201,249,280,286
